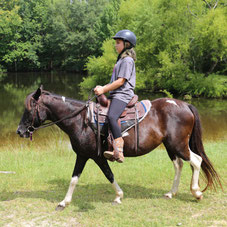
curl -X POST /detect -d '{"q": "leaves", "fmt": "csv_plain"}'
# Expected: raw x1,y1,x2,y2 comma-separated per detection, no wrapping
0,0,226,97
82,0,227,98
0,0,111,71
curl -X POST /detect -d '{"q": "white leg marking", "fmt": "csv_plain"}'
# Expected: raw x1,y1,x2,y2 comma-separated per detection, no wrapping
166,100,178,106
62,96,66,102
112,180,123,204
58,176,79,208
165,158,183,199
189,150,203,199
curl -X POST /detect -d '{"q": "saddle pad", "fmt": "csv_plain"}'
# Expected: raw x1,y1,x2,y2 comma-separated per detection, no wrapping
87,100,152,136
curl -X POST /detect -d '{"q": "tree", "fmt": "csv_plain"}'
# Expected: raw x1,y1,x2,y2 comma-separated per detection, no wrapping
0,3,22,71
0,0,51,71
41,0,110,71
81,0,227,98
189,5,227,76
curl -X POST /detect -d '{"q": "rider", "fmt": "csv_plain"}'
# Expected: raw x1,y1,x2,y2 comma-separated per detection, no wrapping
94,29,137,163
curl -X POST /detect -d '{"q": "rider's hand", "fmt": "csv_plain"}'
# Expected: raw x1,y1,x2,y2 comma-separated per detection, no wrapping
94,85,105,96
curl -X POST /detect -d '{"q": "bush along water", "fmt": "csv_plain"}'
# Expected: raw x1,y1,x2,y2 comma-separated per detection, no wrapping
80,0,227,98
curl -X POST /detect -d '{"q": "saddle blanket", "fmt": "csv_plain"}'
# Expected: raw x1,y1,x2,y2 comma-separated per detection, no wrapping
87,100,151,136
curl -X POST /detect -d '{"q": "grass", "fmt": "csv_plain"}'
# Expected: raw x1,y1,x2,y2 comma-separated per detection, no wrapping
0,131,226,226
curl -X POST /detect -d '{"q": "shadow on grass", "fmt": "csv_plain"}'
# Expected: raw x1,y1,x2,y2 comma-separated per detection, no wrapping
0,178,196,211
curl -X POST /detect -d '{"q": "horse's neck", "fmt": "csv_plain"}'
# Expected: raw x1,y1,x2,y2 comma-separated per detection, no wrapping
43,95,84,122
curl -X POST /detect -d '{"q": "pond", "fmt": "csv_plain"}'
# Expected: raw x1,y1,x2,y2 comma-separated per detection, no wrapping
0,72,226,149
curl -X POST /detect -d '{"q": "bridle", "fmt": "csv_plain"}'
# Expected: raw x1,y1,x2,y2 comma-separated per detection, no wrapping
27,92,96,140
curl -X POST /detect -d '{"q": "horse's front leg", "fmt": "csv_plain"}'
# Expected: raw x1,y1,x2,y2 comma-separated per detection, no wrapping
56,155,88,210
94,158,123,204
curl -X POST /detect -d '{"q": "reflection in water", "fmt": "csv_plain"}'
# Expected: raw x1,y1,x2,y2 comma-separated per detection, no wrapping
191,99,227,141
0,72,226,148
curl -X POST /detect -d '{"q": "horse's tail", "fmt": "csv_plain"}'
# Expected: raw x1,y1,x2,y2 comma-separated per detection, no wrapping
188,104,222,192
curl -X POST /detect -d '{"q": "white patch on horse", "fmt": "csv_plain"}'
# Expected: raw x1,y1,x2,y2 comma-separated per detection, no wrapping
62,96,66,102
58,176,79,208
165,158,183,199
189,150,203,199
166,100,178,106
122,132,129,137
112,180,123,204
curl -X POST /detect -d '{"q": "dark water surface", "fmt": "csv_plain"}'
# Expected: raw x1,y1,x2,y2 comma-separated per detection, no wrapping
0,72,226,148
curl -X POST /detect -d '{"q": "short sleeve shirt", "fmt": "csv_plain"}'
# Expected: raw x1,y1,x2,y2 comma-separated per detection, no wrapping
109,56,136,103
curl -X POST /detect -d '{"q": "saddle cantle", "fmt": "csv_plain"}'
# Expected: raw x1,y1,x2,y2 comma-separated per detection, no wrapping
87,98,151,136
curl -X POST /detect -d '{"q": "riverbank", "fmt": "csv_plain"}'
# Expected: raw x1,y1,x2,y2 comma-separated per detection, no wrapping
1,72,227,146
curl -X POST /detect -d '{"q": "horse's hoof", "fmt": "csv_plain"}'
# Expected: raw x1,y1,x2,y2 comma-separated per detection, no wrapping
164,193,172,199
112,201,121,206
196,194,203,201
192,190,203,200
55,205,65,211
112,197,122,205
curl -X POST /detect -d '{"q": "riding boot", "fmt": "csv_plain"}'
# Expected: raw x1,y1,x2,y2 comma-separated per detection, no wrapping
104,137,124,163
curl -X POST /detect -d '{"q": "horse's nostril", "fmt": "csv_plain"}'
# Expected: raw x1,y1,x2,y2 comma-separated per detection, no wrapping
16,130,21,135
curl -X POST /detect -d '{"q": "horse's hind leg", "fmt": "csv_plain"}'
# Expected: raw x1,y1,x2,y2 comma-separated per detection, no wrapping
164,155,183,199
189,149,203,200
164,141,203,200
56,155,88,210
94,157,123,204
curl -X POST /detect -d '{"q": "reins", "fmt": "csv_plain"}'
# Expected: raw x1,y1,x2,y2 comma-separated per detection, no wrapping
28,91,96,137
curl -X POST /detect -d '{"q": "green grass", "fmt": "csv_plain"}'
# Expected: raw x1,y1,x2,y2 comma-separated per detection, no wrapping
0,134,226,226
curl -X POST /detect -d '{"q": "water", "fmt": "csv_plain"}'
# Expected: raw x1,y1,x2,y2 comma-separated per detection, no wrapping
0,72,226,148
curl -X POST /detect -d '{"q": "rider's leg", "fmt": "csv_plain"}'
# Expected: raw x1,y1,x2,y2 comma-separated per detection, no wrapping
104,98,127,163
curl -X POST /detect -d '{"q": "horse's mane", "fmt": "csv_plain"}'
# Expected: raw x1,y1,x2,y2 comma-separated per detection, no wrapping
25,89,85,110
47,92,85,105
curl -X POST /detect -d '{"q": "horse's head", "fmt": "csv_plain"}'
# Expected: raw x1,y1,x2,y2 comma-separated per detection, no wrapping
17,85,48,138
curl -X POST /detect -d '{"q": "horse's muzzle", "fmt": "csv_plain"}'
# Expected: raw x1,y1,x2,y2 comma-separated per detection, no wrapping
16,127,29,138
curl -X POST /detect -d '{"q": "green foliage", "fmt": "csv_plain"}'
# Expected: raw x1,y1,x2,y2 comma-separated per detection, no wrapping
0,0,112,72
94,0,121,52
0,65,6,73
1,0,226,97
190,6,227,75
80,40,117,97
42,0,109,71
160,89,173,98
0,0,50,71
0,5,22,66
81,0,227,98
187,74,227,98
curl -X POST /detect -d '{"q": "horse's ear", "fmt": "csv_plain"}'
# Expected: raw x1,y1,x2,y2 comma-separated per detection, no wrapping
33,88,41,101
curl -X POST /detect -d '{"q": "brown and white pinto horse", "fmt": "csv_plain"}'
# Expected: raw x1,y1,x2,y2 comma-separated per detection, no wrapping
17,87,222,210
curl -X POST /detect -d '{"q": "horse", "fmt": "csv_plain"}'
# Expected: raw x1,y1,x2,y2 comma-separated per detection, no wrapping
16,86,222,210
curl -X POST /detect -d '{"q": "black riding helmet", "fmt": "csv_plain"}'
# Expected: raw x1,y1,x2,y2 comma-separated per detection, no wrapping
113,30,136,47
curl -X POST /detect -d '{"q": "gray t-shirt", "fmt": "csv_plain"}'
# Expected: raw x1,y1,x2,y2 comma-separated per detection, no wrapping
109,56,136,103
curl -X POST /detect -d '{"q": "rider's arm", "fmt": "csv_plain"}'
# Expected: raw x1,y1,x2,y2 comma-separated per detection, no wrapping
94,78,126,95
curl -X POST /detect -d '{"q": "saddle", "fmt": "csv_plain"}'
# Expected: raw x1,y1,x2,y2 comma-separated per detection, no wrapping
87,95,151,156
94,95,142,123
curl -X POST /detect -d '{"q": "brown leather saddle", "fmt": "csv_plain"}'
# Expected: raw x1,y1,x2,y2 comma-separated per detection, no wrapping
87,95,151,156
94,95,146,124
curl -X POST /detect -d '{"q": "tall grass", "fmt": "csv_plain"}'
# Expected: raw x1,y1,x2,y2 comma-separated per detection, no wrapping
0,131,226,226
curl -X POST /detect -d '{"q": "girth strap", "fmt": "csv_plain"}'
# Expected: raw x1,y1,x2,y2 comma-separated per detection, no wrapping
97,104,101,156
134,105,139,154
